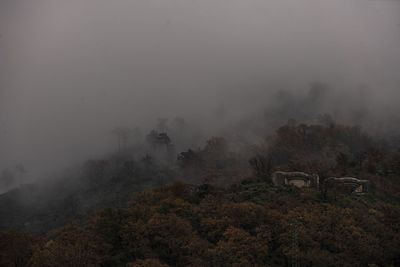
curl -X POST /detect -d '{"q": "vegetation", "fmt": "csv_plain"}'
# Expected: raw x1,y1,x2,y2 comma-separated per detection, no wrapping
1,121,400,266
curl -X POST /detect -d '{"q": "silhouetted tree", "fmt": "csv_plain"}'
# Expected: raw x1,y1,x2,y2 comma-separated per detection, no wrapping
111,127,132,152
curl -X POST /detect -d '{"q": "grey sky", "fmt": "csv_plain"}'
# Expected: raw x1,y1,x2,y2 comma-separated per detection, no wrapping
0,0,399,179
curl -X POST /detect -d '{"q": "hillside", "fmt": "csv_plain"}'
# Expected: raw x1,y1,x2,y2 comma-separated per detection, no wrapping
1,122,400,266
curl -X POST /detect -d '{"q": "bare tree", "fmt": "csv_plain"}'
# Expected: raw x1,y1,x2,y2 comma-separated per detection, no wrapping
111,127,132,152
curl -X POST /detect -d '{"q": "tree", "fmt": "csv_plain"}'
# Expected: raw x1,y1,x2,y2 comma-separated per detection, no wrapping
335,152,349,175
127,259,169,267
178,149,203,170
146,131,171,149
204,137,228,157
249,155,273,178
111,127,132,152
29,223,109,267
0,231,40,267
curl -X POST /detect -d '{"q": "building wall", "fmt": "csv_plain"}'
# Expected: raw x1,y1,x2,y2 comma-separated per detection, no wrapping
272,171,318,188
288,179,307,187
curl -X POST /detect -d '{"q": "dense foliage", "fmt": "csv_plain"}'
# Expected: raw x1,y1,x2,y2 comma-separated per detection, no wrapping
1,122,400,266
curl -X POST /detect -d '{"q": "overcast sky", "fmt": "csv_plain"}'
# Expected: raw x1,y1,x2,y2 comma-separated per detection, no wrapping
0,0,399,179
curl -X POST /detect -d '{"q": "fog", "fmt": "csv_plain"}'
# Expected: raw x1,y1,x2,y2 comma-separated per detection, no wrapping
0,0,399,182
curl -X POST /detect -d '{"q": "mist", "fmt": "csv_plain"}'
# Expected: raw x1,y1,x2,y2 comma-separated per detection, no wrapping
1,0,399,183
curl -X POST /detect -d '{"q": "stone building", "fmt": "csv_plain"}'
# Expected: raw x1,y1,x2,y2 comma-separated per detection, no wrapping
324,177,370,194
272,171,319,188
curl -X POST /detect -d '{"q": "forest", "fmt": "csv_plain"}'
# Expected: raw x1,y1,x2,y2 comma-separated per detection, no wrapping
1,0,400,266
1,120,399,267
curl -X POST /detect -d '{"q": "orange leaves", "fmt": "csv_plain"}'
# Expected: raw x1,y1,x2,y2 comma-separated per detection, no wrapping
2,170,400,266
267,123,372,169
122,213,194,265
200,217,232,243
210,227,256,264
0,231,40,267
126,258,169,267
218,202,267,230
210,226,271,266
29,223,109,267
167,180,192,201
204,137,229,158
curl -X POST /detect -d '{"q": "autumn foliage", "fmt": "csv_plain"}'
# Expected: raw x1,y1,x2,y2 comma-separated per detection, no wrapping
1,122,400,266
